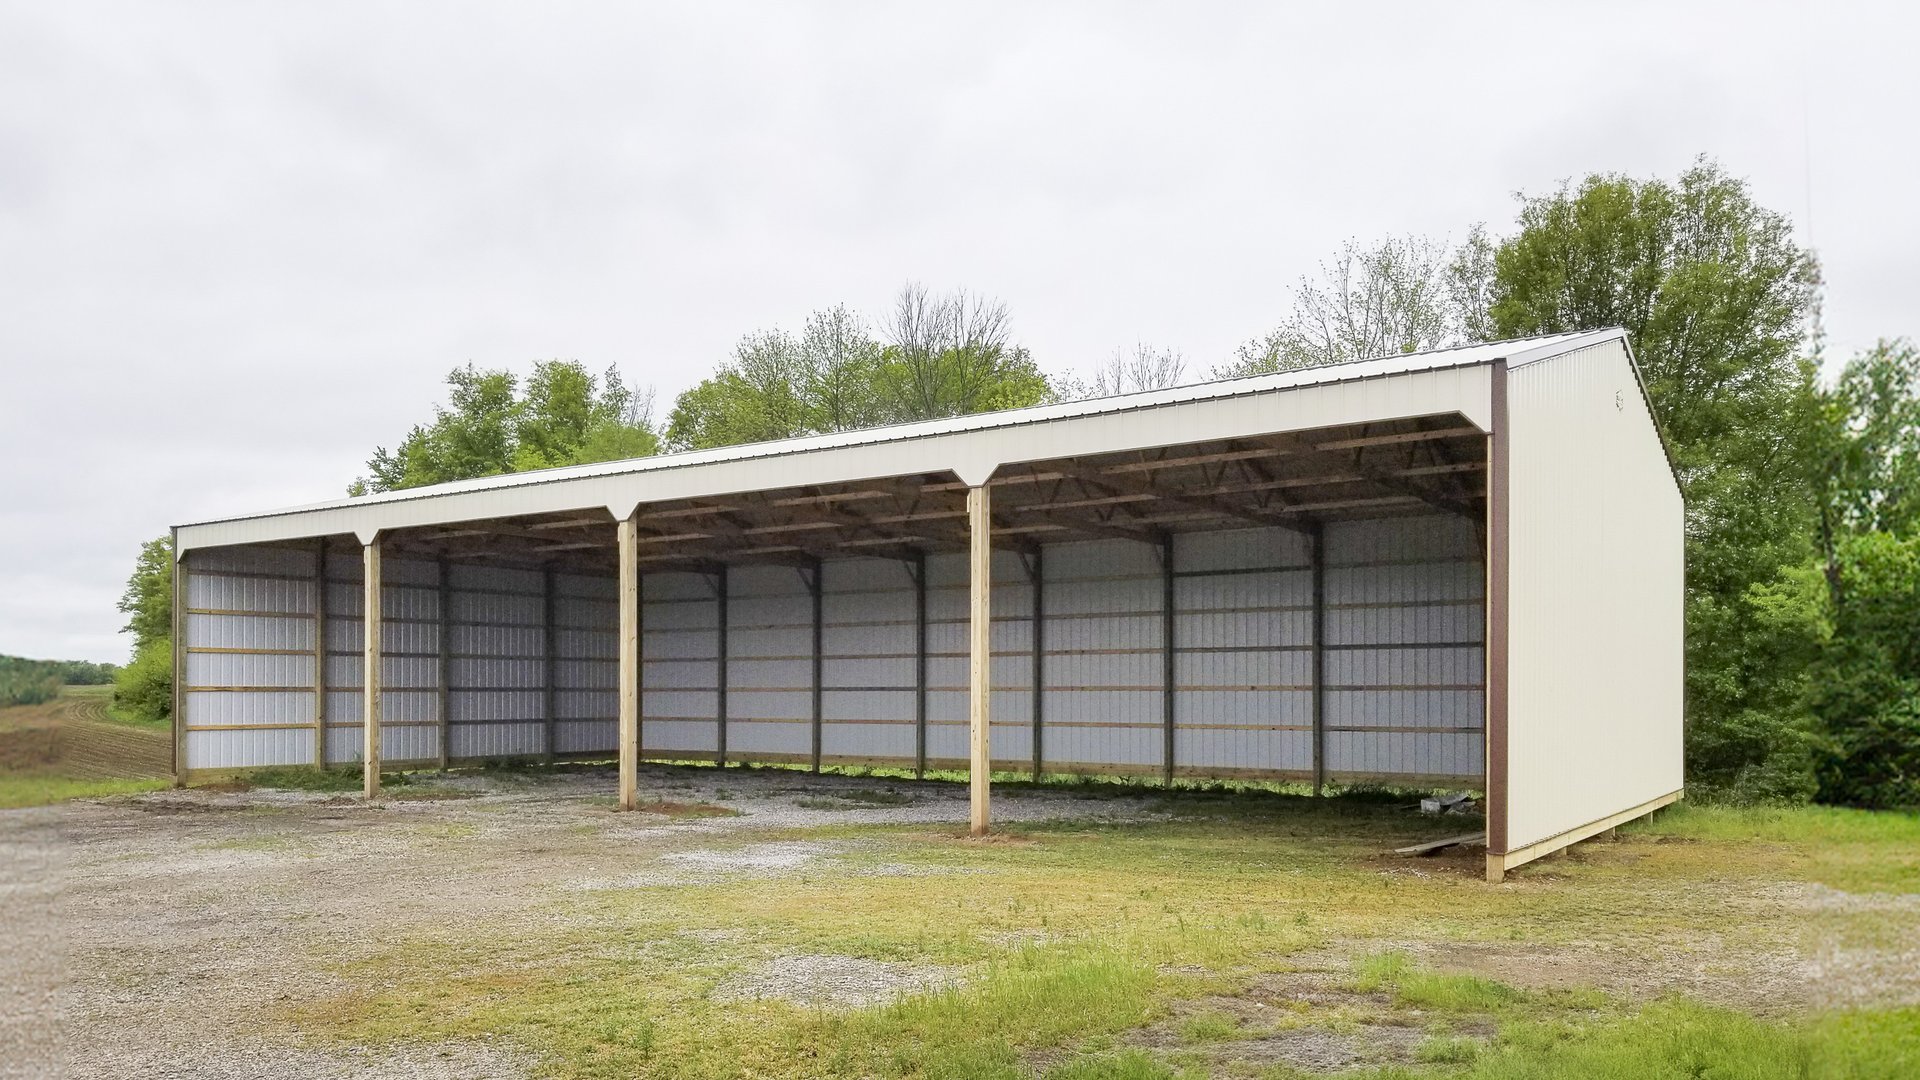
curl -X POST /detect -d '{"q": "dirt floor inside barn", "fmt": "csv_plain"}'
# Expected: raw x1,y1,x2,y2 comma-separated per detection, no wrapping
7,763,1920,1079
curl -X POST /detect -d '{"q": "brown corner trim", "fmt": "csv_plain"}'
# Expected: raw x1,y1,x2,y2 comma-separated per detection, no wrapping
1486,359,1510,859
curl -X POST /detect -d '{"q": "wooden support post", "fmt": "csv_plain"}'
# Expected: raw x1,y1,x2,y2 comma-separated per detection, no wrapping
312,540,327,770
1310,523,1327,797
715,566,729,767
1161,533,1176,786
171,538,187,786
808,558,823,774
362,535,383,800
1029,548,1044,781
437,557,451,771
967,485,992,836
617,513,640,811
542,565,558,765
912,550,928,779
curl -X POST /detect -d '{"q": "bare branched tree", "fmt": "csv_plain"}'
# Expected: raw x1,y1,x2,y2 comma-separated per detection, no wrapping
1089,342,1188,396
1221,233,1495,377
881,283,1039,420
1446,225,1498,345
884,281,951,419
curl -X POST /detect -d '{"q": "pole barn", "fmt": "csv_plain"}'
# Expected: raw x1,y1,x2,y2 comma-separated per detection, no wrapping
170,329,1684,880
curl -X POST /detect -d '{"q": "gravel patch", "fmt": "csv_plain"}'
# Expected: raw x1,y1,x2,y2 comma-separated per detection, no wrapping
1,806,64,1080
18,763,1161,1077
1207,1024,1427,1070
712,953,963,1009
663,840,839,872
68,1039,537,1080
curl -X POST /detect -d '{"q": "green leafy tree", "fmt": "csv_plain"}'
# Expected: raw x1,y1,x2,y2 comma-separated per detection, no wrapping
113,536,175,722
117,537,174,651
1804,532,1920,807
1803,340,1920,568
354,361,658,493
664,331,811,451
0,656,66,706
1485,157,1823,799
665,288,1055,452
798,305,887,432
1745,340,1920,806
115,640,176,723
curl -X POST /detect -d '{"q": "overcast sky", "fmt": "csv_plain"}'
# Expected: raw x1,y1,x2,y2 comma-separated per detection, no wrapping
2,2,1915,663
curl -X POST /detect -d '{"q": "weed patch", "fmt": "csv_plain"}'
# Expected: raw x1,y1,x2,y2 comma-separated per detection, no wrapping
0,775,169,809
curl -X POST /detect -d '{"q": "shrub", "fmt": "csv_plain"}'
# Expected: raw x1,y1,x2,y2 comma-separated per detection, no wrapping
113,638,173,724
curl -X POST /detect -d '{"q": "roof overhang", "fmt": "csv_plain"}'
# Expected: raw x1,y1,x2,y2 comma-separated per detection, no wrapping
175,330,1624,557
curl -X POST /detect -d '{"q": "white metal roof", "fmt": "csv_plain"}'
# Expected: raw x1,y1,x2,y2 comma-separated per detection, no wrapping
175,329,1624,552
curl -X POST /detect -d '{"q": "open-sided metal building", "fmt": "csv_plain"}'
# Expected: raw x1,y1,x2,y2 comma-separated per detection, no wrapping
171,328,1683,880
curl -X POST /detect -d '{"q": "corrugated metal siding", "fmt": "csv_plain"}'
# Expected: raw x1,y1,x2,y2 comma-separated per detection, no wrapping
180,544,322,768
820,558,919,763
553,572,619,754
1173,528,1314,775
1040,539,1160,770
185,514,1486,784
641,570,720,757
328,552,446,765
723,564,813,759
1322,517,1485,781
1504,341,1685,849
927,550,1034,768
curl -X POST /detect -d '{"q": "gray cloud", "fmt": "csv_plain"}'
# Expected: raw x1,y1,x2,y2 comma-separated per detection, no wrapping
2,1,1915,661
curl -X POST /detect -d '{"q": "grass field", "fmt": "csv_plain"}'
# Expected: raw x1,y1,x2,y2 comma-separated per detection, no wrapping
291,789,1919,1079
13,759,1914,1078
0,684,170,808
7,698,1917,1078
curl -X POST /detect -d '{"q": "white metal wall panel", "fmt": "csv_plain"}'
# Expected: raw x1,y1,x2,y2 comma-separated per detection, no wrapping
553,572,619,755
1039,539,1160,771
820,558,919,763
186,726,313,769
180,544,322,768
443,563,545,760
723,565,813,758
1322,516,1484,781
325,553,448,766
926,550,1034,768
1504,341,1685,849
642,571,720,757
183,521,1486,785
1173,528,1314,775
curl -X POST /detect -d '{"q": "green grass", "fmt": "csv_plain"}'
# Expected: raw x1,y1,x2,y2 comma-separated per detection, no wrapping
1628,802,1920,892
0,774,169,809
53,683,170,731
266,784,1920,1079
1175,1009,1241,1044
1352,951,1529,1011
1456,1000,1920,1079
216,765,419,793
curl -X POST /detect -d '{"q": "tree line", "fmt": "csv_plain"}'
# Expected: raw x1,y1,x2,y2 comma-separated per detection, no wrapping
117,157,1919,809
0,654,115,708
